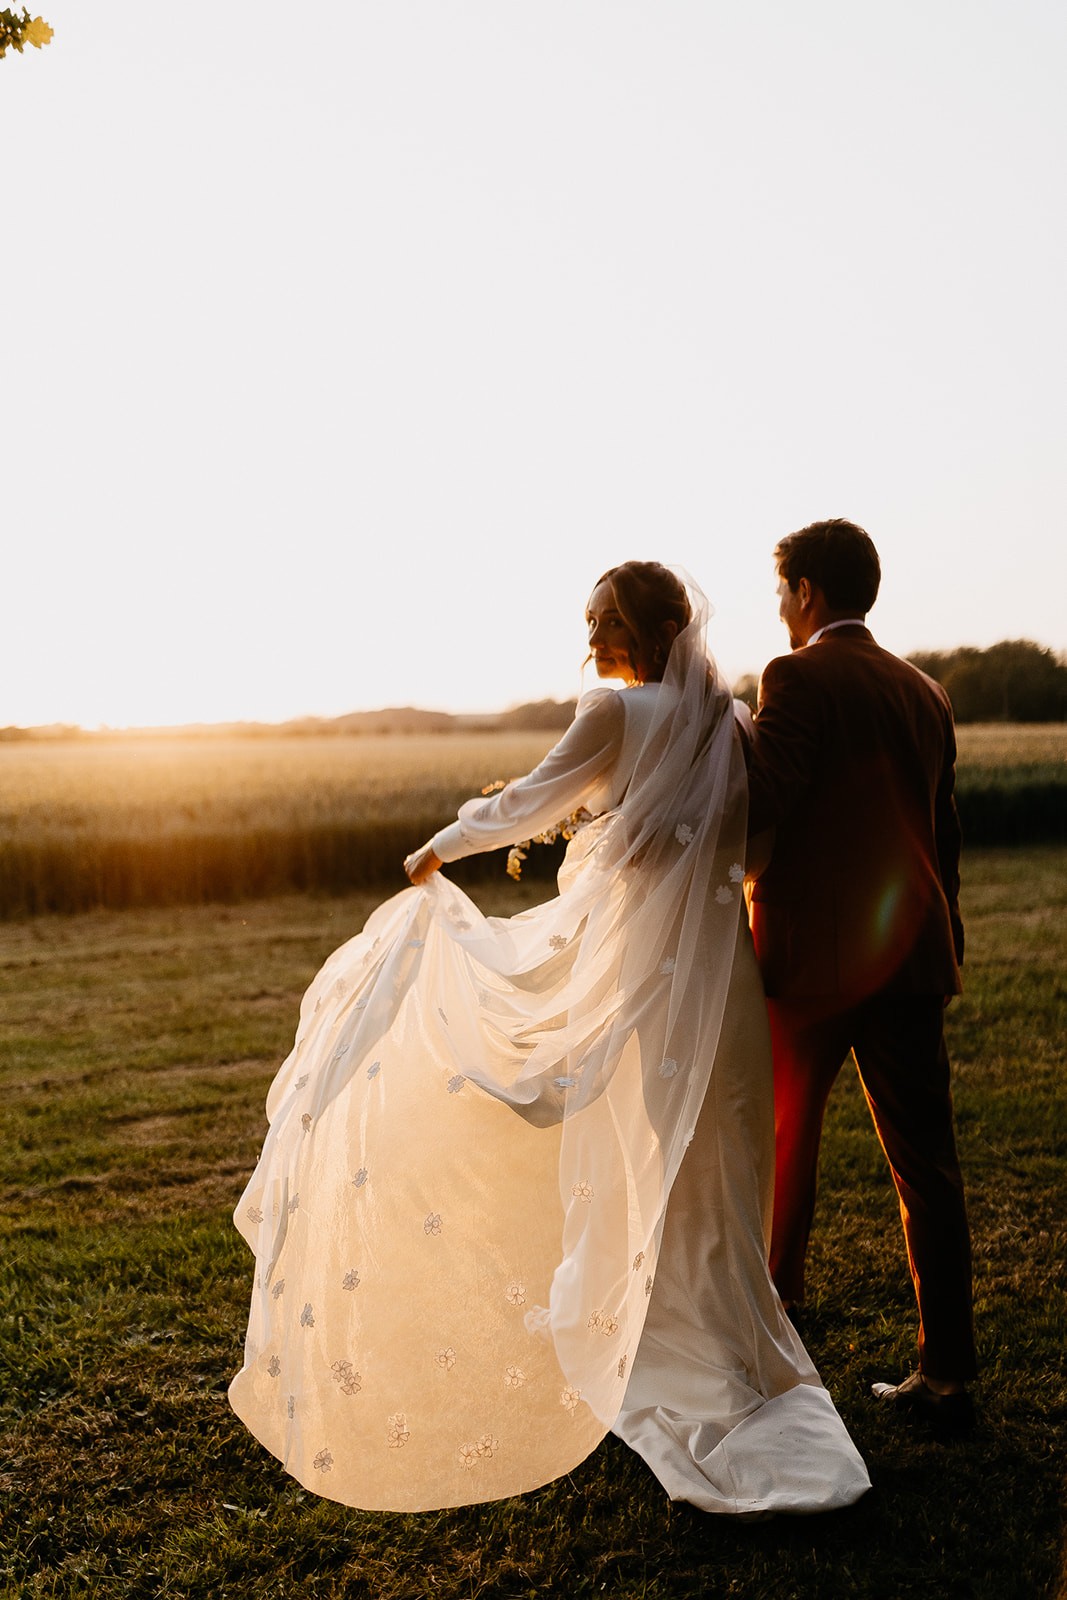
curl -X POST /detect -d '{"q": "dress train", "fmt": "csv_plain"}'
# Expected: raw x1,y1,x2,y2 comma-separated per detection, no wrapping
229,876,870,1514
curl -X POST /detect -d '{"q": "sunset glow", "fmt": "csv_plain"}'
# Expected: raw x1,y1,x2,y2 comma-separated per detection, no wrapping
4,3,1064,731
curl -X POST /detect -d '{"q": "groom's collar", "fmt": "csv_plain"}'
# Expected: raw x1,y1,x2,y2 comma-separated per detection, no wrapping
807,618,869,645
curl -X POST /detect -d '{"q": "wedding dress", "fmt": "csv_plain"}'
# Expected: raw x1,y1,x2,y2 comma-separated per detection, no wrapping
229,582,870,1516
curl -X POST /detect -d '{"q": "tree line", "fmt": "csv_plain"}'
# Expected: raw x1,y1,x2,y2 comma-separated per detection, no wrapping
734,639,1066,722
907,640,1067,723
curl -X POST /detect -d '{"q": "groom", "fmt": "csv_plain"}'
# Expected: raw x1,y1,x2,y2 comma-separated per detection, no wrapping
745,518,977,1428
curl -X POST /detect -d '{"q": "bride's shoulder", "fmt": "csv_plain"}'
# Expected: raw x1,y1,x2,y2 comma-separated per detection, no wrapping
565,685,627,749
574,684,623,718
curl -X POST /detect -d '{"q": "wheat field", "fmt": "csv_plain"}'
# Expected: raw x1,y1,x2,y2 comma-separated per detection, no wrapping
0,732,557,841
0,723,1063,916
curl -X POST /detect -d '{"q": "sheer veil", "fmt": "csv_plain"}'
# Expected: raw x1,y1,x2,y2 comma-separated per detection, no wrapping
230,572,754,1510
450,572,751,1423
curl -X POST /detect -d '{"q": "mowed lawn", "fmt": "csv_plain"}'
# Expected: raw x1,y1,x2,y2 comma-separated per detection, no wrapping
0,849,1064,1598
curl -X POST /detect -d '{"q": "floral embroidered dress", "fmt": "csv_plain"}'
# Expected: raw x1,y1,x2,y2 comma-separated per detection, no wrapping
229,589,870,1516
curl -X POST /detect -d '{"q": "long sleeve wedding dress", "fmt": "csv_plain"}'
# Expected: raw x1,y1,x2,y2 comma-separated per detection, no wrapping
229,588,870,1517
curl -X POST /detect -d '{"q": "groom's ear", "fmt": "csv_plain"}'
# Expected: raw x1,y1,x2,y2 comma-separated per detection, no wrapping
796,577,813,610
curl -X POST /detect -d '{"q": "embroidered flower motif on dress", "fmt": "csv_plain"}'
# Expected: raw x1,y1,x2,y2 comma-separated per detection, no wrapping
446,1074,465,1094
424,1212,443,1236
334,978,347,998
313,1448,333,1472
408,939,424,948
354,997,368,1009
618,1355,628,1379
267,1355,281,1377
287,1195,300,1214
367,1061,381,1079
295,1074,309,1090
715,885,734,905
729,862,745,883
331,1359,362,1395
333,1043,349,1059
287,1395,296,1420
659,957,676,975
313,997,322,1013
504,1281,527,1306
478,1434,499,1458
271,1280,285,1300
435,1347,457,1370
571,1181,594,1202
549,933,568,952
300,1303,315,1328
645,1276,654,1295
588,1311,619,1336
632,1252,645,1272
342,1269,361,1291
459,1443,479,1470
553,1076,577,1089
560,1386,581,1413
301,1113,312,1134
658,1058,679,1079
438,1007,449,1025
675,823,694,846
386,1412,410,1448
353,1168,368,1188
247,1205,263,1224
503,1366,527,1388
477,989,492,1007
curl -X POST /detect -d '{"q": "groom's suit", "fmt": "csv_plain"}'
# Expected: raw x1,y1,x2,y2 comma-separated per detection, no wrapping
746,625,977,1381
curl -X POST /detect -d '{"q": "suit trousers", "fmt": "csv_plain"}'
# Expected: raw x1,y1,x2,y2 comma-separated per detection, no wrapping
767,993,977,1382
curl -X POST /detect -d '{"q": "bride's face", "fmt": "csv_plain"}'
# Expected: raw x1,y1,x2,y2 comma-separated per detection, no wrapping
586,580,639,683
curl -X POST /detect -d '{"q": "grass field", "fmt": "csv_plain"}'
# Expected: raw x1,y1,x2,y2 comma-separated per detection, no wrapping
1,724,1065,917
1,847,1065,1598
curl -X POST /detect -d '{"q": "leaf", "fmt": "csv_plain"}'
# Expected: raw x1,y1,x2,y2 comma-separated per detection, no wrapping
24,16,53,47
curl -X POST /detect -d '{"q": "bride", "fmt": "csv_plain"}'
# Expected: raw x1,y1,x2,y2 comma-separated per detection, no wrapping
229,562,870,1517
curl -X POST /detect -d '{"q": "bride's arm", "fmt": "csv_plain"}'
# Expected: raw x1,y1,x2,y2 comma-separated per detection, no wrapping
404,688,624,882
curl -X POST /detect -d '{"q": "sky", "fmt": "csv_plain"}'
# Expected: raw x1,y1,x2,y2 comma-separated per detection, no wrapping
4,1,1065,728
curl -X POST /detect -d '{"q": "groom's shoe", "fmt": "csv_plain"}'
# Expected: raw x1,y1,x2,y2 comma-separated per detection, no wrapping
871,1372,975,1435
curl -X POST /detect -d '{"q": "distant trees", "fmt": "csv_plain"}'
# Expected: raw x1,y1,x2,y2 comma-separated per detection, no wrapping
732,675,759,712
908,641,1067,723
733,643,1066,722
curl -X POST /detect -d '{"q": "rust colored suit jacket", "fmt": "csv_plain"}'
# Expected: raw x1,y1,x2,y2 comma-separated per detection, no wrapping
746,626,964,1000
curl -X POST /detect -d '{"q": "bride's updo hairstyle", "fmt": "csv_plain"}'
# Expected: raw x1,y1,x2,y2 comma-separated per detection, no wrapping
595,561,692,684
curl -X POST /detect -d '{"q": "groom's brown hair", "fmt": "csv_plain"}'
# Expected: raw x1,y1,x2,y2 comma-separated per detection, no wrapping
775,519,881,614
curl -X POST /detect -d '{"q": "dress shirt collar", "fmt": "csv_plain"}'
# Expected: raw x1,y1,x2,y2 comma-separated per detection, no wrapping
807,618,868,645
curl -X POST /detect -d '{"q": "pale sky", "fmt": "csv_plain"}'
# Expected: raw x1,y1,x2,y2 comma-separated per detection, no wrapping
4,2,1065,728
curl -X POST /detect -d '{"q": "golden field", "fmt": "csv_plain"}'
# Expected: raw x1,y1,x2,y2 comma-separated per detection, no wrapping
0,723,1063,916
2,723,1064,836
0,732,557,842
953,722,1067,767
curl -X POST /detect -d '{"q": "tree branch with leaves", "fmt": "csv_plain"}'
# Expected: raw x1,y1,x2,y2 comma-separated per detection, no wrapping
0,7,53,58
